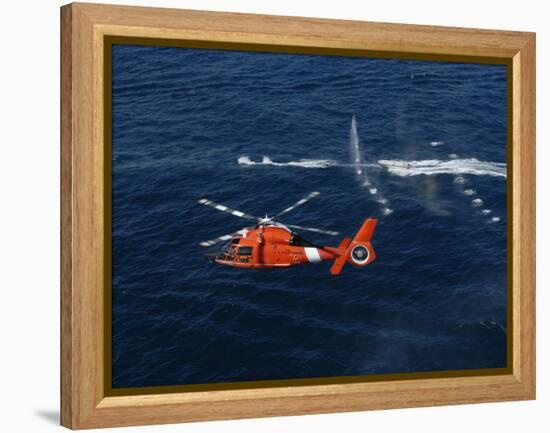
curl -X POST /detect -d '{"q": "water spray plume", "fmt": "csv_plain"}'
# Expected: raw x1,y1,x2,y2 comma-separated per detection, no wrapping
350,114,364,176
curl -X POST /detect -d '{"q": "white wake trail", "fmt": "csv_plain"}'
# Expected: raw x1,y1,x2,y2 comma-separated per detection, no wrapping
238,156,507,179
238,155,338,169
378,158,507,178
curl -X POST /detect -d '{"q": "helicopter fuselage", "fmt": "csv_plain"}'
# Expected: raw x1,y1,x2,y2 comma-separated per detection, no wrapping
208,225,336,269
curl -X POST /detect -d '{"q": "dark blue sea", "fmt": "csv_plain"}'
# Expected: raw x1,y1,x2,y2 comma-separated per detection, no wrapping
111,45,507,389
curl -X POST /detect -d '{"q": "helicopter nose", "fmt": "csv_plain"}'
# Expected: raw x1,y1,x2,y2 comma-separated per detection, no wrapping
203,252,218,262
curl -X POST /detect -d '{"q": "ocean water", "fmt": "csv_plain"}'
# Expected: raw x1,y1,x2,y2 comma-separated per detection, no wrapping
111,45,507,389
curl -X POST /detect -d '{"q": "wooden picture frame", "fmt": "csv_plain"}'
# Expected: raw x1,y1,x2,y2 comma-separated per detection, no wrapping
61,2,536,429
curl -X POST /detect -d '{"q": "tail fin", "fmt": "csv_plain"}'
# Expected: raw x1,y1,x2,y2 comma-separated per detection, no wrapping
353,218,377,244
330,218,377,275
329,238,352,275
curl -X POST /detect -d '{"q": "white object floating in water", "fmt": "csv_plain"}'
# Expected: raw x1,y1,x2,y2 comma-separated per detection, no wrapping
481,209,492,215
449,153,459,159
383,208,394,216
472,198,483,207
369,188,378,195
238,155,253,165
377,198,388,205
490,216,501,223
463,189,476,196
430,141,445,147
454,176,465,184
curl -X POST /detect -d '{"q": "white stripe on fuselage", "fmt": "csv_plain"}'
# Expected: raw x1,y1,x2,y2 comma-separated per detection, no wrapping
304,247,322,263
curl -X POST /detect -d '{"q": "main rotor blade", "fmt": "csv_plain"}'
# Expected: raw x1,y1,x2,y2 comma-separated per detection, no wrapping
199,228,249,247
197,198,260,221
286,224,339,236
274,191,320,218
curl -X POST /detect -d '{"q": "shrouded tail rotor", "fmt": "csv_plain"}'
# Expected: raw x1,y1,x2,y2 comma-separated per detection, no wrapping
330,218,377,275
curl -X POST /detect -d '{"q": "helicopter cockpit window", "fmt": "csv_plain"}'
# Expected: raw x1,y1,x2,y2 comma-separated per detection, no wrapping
237,246,253,256
225,245,237,258
235,246,253,263
289,234,315,248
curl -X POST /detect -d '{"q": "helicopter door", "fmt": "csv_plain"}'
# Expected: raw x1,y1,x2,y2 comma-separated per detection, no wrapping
273,243,285,266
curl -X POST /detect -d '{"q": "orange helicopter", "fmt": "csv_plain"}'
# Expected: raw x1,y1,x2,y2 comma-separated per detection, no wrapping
198,192,377,275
